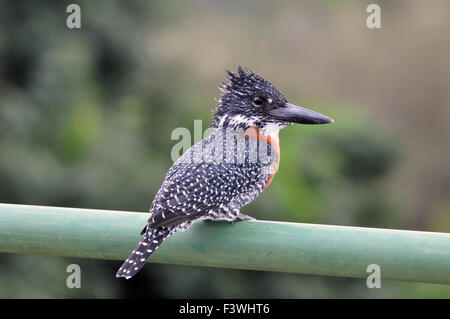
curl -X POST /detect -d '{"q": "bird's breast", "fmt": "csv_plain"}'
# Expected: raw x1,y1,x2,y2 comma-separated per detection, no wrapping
243,126,280,191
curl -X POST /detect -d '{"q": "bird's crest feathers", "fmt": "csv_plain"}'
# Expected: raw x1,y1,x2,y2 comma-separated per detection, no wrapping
219,65,271,96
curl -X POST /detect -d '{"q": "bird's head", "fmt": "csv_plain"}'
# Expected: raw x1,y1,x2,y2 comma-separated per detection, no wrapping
211,66,333,133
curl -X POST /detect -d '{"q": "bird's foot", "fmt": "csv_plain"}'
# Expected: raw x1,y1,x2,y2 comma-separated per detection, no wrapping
234,213,256,222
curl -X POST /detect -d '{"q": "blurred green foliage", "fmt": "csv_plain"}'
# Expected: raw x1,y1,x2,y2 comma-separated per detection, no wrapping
0,0,449,298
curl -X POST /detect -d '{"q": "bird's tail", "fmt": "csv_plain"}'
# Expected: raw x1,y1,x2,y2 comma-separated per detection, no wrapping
116,227,170,279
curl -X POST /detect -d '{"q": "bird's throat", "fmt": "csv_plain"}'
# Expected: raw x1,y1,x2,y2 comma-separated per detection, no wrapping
242,126,280,190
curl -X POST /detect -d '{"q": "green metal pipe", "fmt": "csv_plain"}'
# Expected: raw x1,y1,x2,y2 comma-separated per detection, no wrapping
0,203,449,284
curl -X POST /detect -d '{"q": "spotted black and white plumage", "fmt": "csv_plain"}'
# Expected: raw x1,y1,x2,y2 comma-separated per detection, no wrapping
116,66,333,279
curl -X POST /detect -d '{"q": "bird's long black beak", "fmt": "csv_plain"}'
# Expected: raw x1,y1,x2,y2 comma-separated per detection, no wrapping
268,103,334,124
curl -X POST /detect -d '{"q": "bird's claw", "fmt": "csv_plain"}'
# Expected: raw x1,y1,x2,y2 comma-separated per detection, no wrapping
234,213,256,222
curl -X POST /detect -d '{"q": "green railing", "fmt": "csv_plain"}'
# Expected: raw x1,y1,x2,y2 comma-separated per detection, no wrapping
0,203,449,284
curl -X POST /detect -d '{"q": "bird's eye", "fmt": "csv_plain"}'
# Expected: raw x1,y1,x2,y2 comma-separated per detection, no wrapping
252,96,265,106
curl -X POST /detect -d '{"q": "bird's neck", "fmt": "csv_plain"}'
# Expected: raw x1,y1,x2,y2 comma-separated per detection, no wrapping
242,125,280,155
211,114,257,131
212,114,285,135
242,125,281,191
259,123,285,137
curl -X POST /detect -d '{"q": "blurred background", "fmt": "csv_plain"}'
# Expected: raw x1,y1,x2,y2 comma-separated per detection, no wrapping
0,0,449,298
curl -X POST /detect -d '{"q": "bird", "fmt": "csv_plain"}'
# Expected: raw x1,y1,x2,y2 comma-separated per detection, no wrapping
116,66,333,279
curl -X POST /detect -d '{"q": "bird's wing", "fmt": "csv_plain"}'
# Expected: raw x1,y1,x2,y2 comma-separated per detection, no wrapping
146,131,275,229
148,160,265,229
